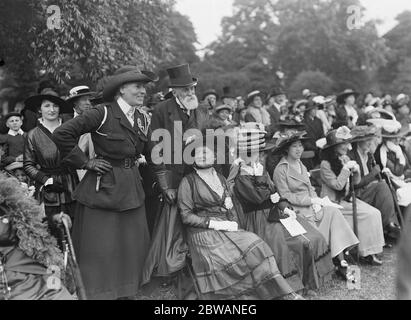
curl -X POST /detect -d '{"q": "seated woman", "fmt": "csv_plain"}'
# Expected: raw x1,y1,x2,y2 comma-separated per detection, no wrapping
227,128,334,292
319,127,385,265
177,139,302,300
0,173,73,300
273,131,360,279
349,125,401,240
374,120,411,226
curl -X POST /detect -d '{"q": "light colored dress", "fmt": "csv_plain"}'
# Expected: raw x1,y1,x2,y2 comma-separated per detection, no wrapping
320,158,385,257
273,158,359,258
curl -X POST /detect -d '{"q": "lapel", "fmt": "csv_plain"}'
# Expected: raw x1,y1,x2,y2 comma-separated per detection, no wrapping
167,98,184,140
111,101,136,136
279,158,311,186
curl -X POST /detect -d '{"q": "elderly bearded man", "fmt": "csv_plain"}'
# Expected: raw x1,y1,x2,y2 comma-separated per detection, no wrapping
53,66,171,300
142,64,210,287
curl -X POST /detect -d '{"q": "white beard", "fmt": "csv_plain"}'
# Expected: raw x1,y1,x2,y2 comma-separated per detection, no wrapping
181,95,199,110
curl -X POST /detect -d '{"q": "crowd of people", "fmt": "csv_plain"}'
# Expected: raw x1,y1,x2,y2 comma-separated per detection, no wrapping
1,62,411,300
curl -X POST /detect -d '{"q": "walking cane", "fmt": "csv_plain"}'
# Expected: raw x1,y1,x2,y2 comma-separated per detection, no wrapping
370,153,404,227
61,216,87,300
383,172,405,228
350,173,360,263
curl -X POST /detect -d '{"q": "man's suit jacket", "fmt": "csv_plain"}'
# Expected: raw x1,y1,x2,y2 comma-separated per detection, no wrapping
150,97,210,189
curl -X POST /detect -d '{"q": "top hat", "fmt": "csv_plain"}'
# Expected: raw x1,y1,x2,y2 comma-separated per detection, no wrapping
321,126,352,150
272,130,309,155
267,88,285,100
336,89,359,105
103,66,158,102
66,86,96,104
202,89,219,101
24,89,72,114
167,64,198,88
221,86,235,100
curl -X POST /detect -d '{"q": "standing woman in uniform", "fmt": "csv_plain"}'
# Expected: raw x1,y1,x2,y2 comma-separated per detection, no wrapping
53,67,171,300
23,89,78,243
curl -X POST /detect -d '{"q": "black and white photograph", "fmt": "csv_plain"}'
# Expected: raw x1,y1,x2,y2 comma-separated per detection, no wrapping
1,0,411,306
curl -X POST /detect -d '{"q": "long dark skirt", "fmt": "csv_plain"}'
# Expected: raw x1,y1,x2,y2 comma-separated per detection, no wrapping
243,209,334,291
72,203,150,300
186,228,294,300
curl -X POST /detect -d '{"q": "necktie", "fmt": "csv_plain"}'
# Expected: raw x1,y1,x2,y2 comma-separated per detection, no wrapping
127,107,136,125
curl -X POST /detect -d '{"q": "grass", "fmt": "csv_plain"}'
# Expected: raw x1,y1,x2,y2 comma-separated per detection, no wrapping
135,247,398,301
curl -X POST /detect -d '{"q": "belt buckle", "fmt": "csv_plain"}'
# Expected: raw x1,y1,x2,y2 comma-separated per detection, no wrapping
124,158,132,169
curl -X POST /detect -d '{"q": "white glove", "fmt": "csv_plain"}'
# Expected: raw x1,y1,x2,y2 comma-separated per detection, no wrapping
382,167,392,175
343,160,357,171
284,207,297,219
209,220,238,232
253,162,264,176
44,178,53,186
312,204,322,213
270,193,280,204
353,163,360,173
311,197,323,206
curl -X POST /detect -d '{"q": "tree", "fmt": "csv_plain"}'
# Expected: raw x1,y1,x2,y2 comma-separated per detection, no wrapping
289,70,335,99
195,0,389,96
379,11,411,94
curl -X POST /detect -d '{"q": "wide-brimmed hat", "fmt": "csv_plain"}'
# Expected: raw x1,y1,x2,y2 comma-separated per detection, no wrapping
321,126,352,150
103,66,158,102
272,130,309,155
294,99,309,110
66,85,96,104
350,125,377,143
167,64,198,88
237,122,274,153
246,90,265,106
215,104,232,113
24,89,71,114
4,112,23,121
379,120,409,138
363,106,395,120
4,161,23,172
336,89,359,105
221,86,235,100
278,118,306,131
202,89,219,101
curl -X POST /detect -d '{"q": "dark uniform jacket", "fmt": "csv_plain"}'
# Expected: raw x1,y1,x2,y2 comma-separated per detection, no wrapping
150,97,210,189
53,101,165,212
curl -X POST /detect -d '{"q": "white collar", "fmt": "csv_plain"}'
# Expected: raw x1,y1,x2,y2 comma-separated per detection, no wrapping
8,129,24,136
117,97,136,116
74,110,80,118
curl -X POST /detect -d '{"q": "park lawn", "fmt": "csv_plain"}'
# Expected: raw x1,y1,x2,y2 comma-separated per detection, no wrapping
135,247,398,300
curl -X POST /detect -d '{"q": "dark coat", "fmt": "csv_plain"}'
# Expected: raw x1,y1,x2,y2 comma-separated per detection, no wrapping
334,105,349,128
53,101,164,211
348,149,379,191
266,104,282,133
304,116,324,151
150,97,210,189
0,132,26,166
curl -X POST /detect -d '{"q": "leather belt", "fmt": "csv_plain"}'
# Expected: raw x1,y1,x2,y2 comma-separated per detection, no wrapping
103,157,139,169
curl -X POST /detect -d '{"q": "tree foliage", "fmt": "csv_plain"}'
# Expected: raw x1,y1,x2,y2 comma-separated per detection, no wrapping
195,0,390,97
